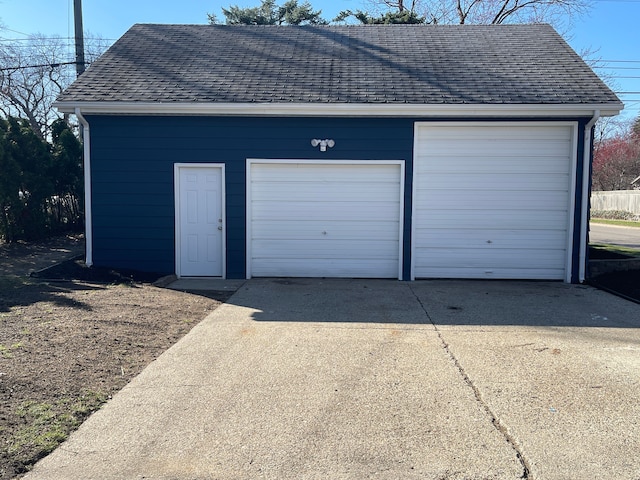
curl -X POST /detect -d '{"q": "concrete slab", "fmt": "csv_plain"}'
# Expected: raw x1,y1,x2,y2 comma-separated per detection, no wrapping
23,279,640,480
410,280,640,480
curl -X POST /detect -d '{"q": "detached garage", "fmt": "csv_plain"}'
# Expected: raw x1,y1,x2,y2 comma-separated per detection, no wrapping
54,24,623,283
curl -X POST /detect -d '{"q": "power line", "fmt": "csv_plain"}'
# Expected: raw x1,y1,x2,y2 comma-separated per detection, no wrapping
0,37,115,43
599,68,640,72
0,61,85,72
597,65,640,68
0,27,31,37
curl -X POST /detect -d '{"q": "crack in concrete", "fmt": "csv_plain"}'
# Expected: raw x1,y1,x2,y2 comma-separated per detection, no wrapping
408,285,532,480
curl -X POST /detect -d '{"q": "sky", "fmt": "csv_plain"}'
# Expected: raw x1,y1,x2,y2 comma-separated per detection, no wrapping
1,0,639,123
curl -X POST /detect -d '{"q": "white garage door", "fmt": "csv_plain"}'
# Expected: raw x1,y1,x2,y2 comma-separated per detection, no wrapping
413,123,575,280
247,161,404,278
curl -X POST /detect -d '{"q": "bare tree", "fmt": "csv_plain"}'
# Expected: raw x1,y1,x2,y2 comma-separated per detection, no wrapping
452,0,588,25
379,0,420,13
0,33,109,140
361,0,590,28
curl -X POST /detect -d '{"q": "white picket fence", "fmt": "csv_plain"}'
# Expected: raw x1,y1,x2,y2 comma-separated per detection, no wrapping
591,190,640,214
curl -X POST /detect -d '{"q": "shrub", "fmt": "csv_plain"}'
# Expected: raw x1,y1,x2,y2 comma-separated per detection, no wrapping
0,117,82,242
590,210,640,221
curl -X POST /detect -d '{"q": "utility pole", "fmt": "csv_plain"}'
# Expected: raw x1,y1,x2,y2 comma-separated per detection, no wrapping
74,0,85,76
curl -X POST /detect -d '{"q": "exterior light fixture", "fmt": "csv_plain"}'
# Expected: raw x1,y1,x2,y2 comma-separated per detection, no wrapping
311,139,335,152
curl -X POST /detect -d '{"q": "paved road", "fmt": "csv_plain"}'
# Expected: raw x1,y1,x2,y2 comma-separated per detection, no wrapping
24,279,640,480
589,222,640,249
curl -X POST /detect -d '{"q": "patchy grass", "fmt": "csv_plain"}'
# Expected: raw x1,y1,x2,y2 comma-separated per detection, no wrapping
7,391,109,472
590,243,640,258
591,218,640,228
0,343,23,358
0,276,33,290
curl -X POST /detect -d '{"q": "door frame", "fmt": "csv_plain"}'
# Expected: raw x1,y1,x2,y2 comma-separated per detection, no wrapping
174,163,226,278
246,159,405,280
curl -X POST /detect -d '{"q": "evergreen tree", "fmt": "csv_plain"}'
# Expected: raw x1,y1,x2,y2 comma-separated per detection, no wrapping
3,117,54,240
50,119,84,231
0,119,23,242
0,117,83,242
209,0,327,25
334,9,426,24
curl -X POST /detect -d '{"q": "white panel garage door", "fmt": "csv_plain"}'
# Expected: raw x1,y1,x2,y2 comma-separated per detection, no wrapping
413,123,575,280
248,161,403,278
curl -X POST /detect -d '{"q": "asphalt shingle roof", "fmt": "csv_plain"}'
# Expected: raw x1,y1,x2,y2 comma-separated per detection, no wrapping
57,24,620,106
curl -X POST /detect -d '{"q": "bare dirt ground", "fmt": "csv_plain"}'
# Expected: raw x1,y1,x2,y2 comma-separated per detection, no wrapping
0,235,84,278
0,235,231,479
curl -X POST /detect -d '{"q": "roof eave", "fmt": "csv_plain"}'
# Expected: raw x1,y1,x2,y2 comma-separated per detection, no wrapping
54,101,624,118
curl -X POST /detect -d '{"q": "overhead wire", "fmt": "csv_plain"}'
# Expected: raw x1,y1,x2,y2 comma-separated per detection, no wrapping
0,61,85,72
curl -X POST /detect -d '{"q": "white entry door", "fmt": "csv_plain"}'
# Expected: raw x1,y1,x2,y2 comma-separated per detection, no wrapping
176,165,224,277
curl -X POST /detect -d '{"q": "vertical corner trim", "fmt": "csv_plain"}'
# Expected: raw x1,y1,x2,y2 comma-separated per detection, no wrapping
579,110,600,283
74,108,92,267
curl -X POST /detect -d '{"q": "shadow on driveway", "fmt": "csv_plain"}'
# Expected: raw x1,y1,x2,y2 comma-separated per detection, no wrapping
226,278,640,329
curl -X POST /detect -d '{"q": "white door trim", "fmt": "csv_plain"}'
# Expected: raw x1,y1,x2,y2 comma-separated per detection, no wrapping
411,121,578,282
174,163,226,278
246,159,405,280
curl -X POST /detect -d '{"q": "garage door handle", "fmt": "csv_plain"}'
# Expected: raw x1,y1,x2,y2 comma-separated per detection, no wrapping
218,226,223,230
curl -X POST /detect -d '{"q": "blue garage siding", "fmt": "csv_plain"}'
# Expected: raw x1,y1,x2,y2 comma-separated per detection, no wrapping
87,116,415,278
87,115,591,282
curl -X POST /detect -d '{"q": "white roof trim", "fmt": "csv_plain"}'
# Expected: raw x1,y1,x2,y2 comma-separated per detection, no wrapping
54,101,624,117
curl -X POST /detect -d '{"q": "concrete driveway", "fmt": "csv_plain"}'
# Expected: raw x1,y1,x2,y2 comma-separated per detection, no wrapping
24,279,640,480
